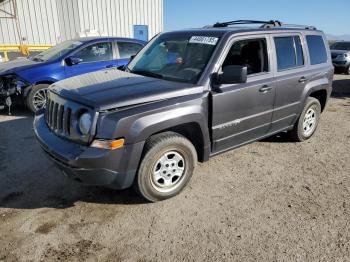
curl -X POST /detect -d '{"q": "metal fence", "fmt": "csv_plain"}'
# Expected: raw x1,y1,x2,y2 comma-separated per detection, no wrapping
0,0,163,46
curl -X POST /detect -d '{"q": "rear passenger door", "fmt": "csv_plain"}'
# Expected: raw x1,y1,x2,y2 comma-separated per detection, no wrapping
116,41,144,66
269,34,311,133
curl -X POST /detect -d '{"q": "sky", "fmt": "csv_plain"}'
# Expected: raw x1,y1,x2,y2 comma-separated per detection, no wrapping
164,0,349,37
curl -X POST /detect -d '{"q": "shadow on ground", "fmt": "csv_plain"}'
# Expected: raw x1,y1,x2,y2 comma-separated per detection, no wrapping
0,109,145,209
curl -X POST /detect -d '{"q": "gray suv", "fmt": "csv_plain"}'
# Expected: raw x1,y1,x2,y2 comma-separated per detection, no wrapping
330,41,350,74
34,20,333,202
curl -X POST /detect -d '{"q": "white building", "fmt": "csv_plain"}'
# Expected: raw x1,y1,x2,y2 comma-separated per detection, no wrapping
0,0,163,45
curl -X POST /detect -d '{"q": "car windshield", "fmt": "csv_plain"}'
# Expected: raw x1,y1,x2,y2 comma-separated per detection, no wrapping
330,42,350,51
127,34,220,84
32,40,83,62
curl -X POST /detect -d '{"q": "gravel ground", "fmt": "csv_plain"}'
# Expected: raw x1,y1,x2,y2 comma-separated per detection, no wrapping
0,74,349,262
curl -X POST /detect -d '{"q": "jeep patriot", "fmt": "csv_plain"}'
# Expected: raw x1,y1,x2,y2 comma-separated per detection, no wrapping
34,20,333,202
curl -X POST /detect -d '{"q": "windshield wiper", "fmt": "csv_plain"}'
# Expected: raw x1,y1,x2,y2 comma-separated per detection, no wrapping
130,70,163,79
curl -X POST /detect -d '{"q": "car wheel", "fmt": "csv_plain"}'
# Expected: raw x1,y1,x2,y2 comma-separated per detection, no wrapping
289,97,321,142
346,65,350,75
134,132,197,202
27,84,49,113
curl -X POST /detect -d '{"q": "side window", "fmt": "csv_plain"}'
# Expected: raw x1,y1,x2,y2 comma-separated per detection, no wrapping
74,42,113,63
222,38,269,75
306,35,327,65
274,36,304,71
117,42,143,59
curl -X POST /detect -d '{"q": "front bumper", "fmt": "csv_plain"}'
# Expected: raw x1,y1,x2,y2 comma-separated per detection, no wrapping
332,59,350,69
33,113,144,189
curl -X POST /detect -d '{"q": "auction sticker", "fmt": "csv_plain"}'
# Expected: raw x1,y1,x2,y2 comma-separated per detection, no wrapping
189,36,219,45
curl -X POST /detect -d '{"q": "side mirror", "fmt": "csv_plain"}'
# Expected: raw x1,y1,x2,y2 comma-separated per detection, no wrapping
65,56,83,66
217,65,247,84
129,54,136,61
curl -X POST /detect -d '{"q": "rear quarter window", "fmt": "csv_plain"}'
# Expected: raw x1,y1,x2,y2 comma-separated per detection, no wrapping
306,35,328,65
274,36,304,71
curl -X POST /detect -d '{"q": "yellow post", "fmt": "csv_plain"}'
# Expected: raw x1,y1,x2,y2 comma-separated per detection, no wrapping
3,51,9,62
19,44,29,56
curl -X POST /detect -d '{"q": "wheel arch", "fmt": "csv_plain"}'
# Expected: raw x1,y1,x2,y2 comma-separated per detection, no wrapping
125,105,211,163
23,80,55,97
309,89,328,112
149,122,209,162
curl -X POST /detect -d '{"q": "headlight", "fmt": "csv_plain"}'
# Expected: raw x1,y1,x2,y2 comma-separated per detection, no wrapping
338,54,348,59
78,112,92,135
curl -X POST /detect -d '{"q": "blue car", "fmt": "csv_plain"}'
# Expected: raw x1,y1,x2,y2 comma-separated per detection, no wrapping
0,37,145,113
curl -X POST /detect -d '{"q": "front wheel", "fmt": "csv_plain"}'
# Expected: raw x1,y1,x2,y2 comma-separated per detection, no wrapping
134,132,197,202
289,97,321,142
26,84,49,113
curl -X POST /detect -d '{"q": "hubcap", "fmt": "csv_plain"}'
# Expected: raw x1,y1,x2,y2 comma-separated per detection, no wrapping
32,88,48,111
303,107,317,136
151,151,186,192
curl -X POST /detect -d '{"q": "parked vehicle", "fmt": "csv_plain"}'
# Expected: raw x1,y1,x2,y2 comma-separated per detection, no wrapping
0,37,145,113
330,41,350,74
34,20,333,202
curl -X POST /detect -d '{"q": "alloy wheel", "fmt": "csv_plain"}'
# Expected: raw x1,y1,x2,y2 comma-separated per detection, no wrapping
32,88,48,111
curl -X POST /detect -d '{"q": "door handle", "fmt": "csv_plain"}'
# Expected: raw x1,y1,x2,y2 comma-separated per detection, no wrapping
298,76,308,83
259,85,272,93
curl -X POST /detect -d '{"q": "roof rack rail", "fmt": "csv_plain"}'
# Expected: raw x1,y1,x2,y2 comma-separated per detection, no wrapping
209,20,316,30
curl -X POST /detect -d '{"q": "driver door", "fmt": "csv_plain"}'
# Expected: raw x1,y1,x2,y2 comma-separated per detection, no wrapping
64,41,116,78
211,36,276,154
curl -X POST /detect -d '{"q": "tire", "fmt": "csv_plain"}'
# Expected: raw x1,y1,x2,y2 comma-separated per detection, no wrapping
289,97,321,142
26,84,50,113
134,132,197,202
345,65,350,75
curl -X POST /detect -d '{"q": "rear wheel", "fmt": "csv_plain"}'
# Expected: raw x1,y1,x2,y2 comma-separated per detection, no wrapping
289,97,321,142
26,84,49,113
134,132,197,202
346,65,350,75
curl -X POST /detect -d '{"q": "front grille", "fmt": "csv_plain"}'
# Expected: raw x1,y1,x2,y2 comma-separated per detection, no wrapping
45,97,72,135
331,54,338,59
44,91,95,144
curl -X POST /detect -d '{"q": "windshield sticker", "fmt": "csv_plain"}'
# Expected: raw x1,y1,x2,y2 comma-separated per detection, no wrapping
189,36,219,45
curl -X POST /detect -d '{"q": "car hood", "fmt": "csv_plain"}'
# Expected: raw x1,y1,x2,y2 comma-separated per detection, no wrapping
0,58,41,75
331,50,350,56
50,69,203,110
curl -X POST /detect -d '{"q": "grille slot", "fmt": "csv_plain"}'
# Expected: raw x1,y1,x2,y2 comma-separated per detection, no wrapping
64,108,71,135
57,105,64,132
52,103,59,130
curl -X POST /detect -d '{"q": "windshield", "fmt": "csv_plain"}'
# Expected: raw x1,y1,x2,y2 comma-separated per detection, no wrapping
127,34,220,84
32,40,83,62
330,42,350,51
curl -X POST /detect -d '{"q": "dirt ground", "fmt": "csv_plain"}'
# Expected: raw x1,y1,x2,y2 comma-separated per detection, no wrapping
0,74,349,262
